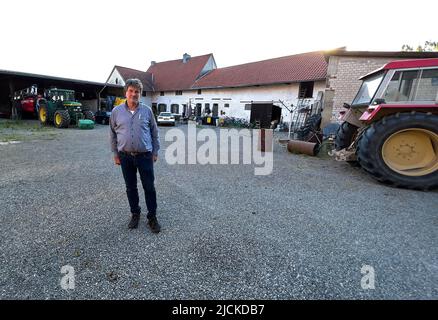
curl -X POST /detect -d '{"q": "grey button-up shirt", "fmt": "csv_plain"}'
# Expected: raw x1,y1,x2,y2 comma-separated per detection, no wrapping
109,102,160,156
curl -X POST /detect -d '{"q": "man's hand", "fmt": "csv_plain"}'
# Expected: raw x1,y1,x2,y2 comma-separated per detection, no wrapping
153,155,158,163
114,155,121,165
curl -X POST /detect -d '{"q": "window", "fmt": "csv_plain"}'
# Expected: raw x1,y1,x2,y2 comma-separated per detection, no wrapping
195,103,202,116
158,103,167,113
204,103,211,114
197,89,202,95
244,104,251,110
353,72,384,105
160,91,165,96
175,91,182,96
142,91,146,97
171,104,179,113
115,78,118,84
414,69,438,101
298,82,314,98
212,103,219,117
224,103,230,108
383,70,419,102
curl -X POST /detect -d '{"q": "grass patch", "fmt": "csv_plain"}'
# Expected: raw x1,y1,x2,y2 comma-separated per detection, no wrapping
0,132,58,142
0,120,52,131
0,120,58,142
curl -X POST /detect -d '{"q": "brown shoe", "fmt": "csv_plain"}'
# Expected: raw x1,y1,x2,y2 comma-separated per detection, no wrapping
128,214,140,229
147,217,161,233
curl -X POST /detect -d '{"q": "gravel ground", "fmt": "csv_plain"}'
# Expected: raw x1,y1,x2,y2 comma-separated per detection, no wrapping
0,121,437,299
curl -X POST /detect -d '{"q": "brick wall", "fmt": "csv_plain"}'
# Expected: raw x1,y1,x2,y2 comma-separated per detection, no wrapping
415,75,438,101
326,56,398,122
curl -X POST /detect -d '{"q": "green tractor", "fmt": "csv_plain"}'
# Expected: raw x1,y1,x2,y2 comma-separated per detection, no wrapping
37,88,94,128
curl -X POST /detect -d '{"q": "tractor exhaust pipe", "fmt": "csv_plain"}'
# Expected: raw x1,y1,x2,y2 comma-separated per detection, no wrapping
287,140,318,156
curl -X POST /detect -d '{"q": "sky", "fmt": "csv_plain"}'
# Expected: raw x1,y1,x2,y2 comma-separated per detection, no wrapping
0,0,436,83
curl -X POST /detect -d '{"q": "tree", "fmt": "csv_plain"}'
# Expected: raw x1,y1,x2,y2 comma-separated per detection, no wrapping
402,40,438,52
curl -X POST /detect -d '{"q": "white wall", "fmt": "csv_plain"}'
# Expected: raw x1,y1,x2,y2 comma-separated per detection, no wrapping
140,95,152,107
151,81,325,124
107,68,125,86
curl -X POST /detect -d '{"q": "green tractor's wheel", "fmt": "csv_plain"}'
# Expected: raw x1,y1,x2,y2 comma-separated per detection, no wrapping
39,105,49,125
83,110,94,121
357,112,438,190
54,110,70,128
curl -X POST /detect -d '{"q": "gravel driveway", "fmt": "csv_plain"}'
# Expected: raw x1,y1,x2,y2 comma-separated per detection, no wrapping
0,122,437,299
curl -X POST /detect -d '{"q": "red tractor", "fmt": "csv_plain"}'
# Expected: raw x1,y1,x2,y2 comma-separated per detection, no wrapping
334,58,438,190
12,85,42,119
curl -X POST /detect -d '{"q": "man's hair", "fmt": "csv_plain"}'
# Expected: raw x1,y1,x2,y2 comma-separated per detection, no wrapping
124,78,143,93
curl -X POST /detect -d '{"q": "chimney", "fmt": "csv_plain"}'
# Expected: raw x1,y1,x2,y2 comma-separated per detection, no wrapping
183,53,191,63
151,61,156,66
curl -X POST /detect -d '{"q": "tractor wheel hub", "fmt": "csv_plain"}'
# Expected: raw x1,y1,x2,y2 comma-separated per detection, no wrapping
396,144,416,158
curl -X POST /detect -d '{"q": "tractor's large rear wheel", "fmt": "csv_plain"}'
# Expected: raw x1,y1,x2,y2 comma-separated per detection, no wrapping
357,112,438,190
54,110,70,128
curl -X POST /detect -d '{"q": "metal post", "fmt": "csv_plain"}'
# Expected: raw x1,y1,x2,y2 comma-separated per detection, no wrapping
9,81,17,120
288,110,293,140
257,128,266,152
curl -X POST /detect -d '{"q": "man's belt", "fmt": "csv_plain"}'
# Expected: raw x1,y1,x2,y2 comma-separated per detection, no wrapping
120,151,150,156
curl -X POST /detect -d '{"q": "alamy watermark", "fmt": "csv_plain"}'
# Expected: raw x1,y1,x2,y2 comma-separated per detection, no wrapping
361,265,375,290
164,122,274,175
60,265,75,290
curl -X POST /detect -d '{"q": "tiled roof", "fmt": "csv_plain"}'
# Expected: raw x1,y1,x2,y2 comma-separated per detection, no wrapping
114,66,154,91
192,51,328,89
146,54,213,91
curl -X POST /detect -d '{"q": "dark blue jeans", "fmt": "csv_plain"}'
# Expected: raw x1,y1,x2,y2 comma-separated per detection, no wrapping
119,152,157,219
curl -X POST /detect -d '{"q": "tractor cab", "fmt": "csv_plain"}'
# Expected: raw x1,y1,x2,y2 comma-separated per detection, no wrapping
45,89,80,105
343,59,438,127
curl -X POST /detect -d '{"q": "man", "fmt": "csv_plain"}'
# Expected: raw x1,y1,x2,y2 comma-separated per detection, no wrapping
109,78,161,233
